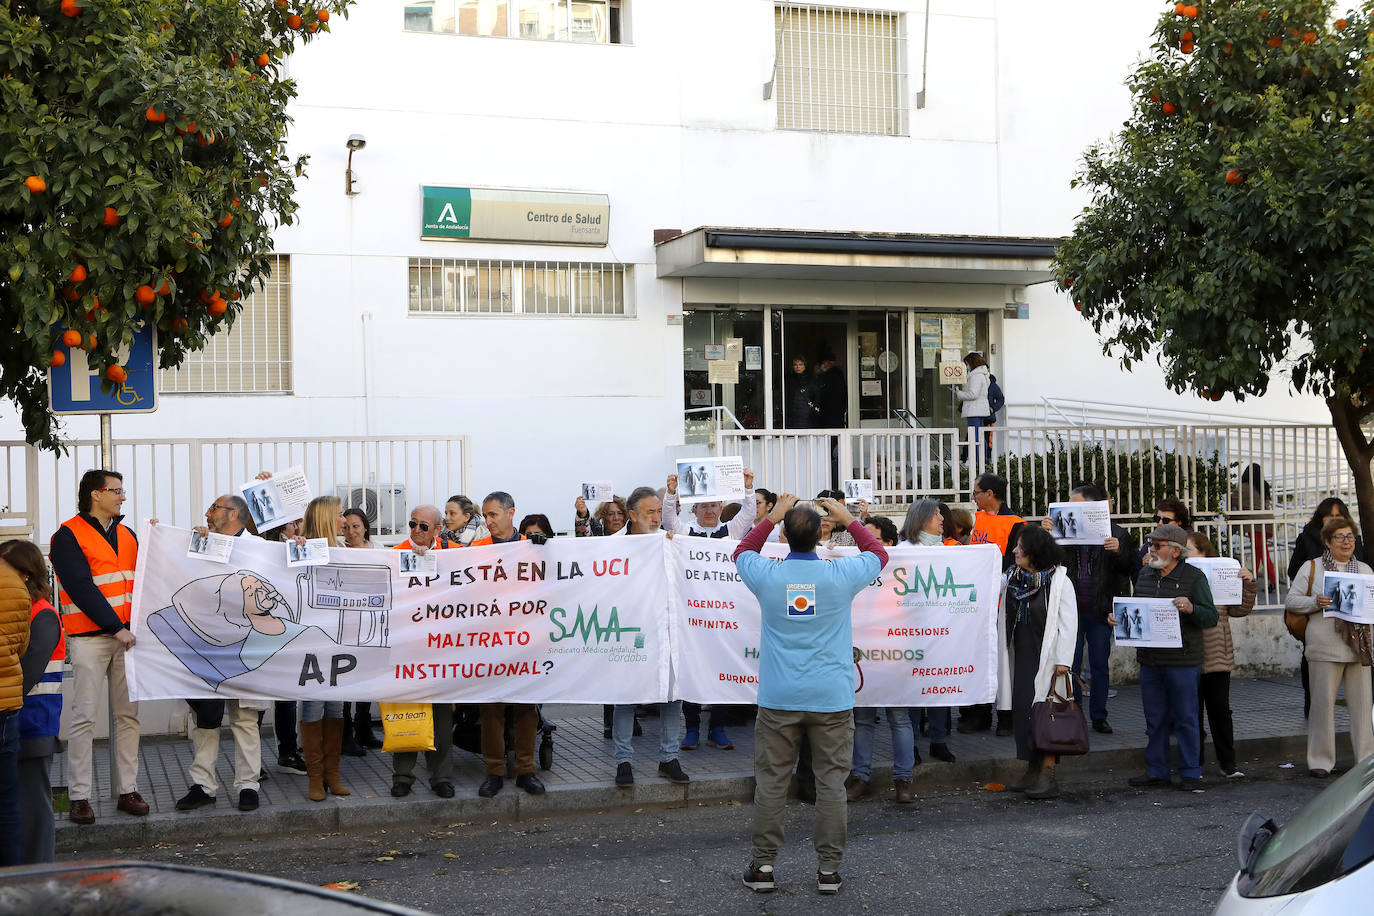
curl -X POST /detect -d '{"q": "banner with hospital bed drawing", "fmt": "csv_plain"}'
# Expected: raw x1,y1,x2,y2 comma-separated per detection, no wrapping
127,524,1001,706
668,540,1003,707
127,523,672,704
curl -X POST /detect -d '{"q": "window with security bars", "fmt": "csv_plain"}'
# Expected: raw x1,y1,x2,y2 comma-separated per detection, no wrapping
409,259,630,316
160,255,292,393
774,4,907,136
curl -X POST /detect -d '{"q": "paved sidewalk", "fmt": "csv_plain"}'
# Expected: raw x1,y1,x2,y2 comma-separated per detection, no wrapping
54,676,1345,853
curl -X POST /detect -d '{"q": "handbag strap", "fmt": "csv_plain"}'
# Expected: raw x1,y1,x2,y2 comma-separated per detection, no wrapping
1046,668,1085,703
1306,559,1317,597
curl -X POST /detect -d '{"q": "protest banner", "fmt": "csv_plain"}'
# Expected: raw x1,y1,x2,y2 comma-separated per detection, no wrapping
128,524,671,704
668,540,1002,706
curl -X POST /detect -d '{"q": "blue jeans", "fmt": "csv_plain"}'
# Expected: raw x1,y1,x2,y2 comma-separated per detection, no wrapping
1140,664,1202,780
614,702,681,764
300,701,343,723
912,706,951,743
851,707,914,781
0,709,22,867
1073,614,1113,722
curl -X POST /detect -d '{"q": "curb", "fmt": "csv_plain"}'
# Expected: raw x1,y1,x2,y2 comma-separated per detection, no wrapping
55,732,1315,853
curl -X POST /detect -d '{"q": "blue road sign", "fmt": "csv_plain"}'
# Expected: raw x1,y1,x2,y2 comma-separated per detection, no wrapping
49,323,158,415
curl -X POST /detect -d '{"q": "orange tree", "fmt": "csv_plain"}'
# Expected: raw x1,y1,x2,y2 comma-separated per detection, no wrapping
0,0,348,447
1055,1,1374,532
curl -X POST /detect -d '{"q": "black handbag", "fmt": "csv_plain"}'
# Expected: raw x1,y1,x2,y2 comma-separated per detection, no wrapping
1031,670,1090,756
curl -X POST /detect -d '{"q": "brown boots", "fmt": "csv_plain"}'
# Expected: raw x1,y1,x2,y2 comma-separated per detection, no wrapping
300,717,352,801
1025,764,1059,800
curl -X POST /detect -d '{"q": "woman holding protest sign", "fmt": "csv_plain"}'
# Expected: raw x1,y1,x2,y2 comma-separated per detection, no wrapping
997,526,1077,800
297,496,352,801
1285,516,1374,778
1186,532,1255,779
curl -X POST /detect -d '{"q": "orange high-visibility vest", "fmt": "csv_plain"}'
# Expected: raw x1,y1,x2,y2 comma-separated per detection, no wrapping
469,534,524,546
970,511,1023,554
393,538,455,550
55,515,137,635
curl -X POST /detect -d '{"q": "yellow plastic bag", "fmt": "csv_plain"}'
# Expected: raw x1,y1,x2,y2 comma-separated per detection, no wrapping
378,702,435,753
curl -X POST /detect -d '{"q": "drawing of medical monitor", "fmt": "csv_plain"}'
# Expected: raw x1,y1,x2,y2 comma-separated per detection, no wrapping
296,563,392,649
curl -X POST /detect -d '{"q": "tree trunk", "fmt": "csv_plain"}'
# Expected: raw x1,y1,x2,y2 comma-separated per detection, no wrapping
1327,395,1374,539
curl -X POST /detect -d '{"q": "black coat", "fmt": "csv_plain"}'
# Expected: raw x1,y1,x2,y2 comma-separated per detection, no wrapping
786,374,816,428
1288,527,1368,579
814,366,847,428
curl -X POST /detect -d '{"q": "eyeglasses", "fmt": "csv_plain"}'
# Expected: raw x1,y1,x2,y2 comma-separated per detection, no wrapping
98,488,126,497
207,504,232,514
408,520,433,532
1149,541,1176,551
1152,515,1176,524
1329,533,1357,543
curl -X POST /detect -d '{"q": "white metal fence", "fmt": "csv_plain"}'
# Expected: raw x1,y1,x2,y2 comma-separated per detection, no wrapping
0,436,473,549
717,422,1356,610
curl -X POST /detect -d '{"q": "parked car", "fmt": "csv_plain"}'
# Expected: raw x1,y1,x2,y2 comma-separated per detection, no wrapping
0,860,434,916
1213,751,1374,913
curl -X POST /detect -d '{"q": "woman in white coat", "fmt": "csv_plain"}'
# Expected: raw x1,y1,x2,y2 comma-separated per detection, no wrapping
1284,516,1374,777
996,525,1077,799
955,352,991,460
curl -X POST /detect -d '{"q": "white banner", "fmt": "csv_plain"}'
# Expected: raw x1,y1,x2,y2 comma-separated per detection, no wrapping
128,524,671,704
668,540,1003,707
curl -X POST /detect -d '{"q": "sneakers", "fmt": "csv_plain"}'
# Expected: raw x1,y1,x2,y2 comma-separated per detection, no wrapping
1092,719,1113,735
117,791,150,816
818,870,843,894
69,799,95,825
707,726,734,750
680,728,700,751
844,774,869,801
615,762,634,787
515,773,546,795
275,752,307,776
743,862,775,893
658,759,690,784
175,785,215,811
237,789,259,811
1222,767,1245,779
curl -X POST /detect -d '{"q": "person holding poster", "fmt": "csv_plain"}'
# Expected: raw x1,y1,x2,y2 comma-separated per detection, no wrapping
1186,533,1255,779
1040,485,1139,735
997,527,1077,800
608,487,689,789
734,495,888,896
664,468,755,752
1284,516,1374,778
1126,524,1217,791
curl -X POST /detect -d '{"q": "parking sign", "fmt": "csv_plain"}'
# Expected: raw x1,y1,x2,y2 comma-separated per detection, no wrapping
49,323,158,415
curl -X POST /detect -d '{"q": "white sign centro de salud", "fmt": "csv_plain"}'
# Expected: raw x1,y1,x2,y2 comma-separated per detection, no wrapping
421,186,610,246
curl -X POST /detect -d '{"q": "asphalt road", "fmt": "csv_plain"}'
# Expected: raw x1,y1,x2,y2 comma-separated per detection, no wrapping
95,765,1327,915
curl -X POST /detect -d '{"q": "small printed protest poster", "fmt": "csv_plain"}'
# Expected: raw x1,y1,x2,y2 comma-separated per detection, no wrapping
1186,557,1244,605
1047,501,1112,545
675,456,747,506
240,466,313,533
1112,598,1182,648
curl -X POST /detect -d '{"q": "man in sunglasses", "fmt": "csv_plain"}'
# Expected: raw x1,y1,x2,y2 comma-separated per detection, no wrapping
390,504,458,800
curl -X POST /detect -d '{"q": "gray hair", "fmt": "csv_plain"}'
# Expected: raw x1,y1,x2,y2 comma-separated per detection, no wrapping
899,499,941,545
410,503,441,525
626,486,658,512
482,491,515,511
221,495,257,535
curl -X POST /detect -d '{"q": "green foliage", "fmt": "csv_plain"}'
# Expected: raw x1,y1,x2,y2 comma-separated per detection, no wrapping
0,0,351,448
1052,0,1374,409
993,438,1234,519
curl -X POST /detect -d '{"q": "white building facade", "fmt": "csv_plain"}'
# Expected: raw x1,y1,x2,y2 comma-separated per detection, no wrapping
7,0,1330,530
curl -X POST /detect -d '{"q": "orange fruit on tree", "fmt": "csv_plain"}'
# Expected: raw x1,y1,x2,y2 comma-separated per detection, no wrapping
1267,36,1282,48
1182,4,1197,16
231,197,240,207
68,264,87,283
85,334,96,350
307,21,318,32
135,285,156,304
60,0,79,17
1301,31,1317,44
1175,2,1187,13
64,287,80,302
1181,30,1194,42
209,298,228,316
106,365,127,384
274,0,287,8
172,317,189,333
257,52,270,67
1162,101,1177,115
1336,19,1349,30
61,329,82,348
146,106,167,123
101,206,118,227
24,175,45,194
157,279,171,296
1225,169,1244,185
50,350,66,368
316,8,329,21
288,13,303,29
1223,42,1234,56
1180,40,1194,54
89,294,102,312
218,212,233,227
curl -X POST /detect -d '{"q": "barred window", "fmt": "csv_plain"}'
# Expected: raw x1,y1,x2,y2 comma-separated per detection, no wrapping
775,4,907,136
161,255,292,393
409,259,628,316
405,0,625,44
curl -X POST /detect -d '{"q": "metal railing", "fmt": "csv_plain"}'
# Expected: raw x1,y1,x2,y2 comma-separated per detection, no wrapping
716,421,1355,610
0,436,473,549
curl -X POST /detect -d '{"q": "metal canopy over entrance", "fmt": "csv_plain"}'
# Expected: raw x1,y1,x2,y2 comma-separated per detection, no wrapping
656,227,1058,285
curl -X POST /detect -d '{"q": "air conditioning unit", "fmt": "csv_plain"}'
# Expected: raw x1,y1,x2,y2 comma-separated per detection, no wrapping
334,484,408,536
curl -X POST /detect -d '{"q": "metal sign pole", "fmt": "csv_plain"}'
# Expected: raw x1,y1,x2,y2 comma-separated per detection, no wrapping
100,413,118,802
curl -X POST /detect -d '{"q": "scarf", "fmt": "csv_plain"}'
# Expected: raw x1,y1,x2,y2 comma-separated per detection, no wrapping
1005,566,1056,641
917,530,943,547
1324,551,1374,666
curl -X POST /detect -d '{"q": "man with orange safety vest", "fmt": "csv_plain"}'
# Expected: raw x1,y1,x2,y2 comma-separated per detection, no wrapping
962,472,1025,737
48,469,148,825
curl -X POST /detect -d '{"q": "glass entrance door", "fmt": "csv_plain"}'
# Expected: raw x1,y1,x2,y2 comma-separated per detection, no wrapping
912,311,990,428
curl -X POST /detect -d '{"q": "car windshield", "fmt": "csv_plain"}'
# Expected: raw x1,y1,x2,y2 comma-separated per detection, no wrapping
1241,754,1374,898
